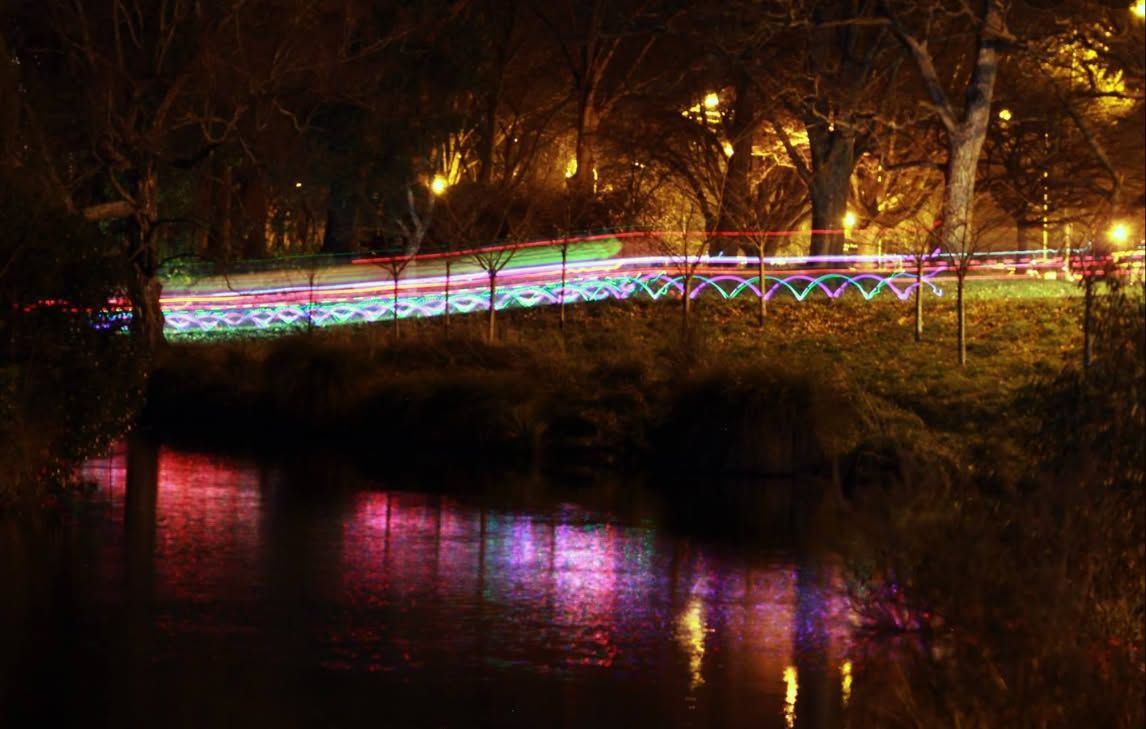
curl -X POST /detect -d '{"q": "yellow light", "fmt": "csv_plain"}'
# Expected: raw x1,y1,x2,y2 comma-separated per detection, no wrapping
1134,1,1145,19
783,666,798,728
998,108,1012,121
1108,222,1131,244
564,158,577,179
843,211,857,228
704,92,720,110
430,174,448,196
841,660,852,707
722,141,734,157
294,181,303,188
676,597,706,690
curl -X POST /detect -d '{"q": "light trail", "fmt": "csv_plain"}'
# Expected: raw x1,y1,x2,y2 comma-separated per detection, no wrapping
149,233,1143,337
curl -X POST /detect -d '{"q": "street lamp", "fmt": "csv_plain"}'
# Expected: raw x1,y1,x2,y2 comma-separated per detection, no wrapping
1133,1,1145,20
843,211,859,257
430,174,448,196
1108,221,1131,245
704,92,720,110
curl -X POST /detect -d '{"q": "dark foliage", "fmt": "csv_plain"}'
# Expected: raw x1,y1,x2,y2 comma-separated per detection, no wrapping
0,179,145,505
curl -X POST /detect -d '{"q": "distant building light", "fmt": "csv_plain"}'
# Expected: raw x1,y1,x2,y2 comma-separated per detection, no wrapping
430,175,448,196
294,181,303,188
998,108,1012,122
704,92,720,110
843,211,857,228
722,141,734,157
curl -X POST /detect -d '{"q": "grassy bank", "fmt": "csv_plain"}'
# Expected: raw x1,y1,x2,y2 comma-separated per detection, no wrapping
145,280,1085,485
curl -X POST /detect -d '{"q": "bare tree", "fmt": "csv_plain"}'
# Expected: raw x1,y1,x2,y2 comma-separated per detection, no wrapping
372,186,435,341
882,0,1010,255
712,0,908,259
528,0,670,195
471,242,522,343
648,209,708,335
2,0,414,351
886,212,944,342
1067,215,1123,372
944,207,1007,366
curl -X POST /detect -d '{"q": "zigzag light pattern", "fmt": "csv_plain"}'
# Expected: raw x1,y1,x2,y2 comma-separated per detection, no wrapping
162,265,945,335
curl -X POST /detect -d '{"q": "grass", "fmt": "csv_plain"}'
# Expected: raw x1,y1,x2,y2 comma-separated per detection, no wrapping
145,278,1091,485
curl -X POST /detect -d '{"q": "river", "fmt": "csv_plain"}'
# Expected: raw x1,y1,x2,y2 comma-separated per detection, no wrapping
0,440,854,728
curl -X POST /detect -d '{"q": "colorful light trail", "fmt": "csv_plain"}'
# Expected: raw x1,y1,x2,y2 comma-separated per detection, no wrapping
152,233,1144,337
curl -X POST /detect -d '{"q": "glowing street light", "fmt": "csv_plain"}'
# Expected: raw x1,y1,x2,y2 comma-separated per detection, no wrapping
703,92,720,110
1133,0,1145,19
722,141,734,157
430,174,448,196
843,211,857,229
1108,221,1131,244
998,108,1012,122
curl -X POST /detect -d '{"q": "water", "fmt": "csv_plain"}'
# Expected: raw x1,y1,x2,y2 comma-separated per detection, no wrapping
1,441,853,728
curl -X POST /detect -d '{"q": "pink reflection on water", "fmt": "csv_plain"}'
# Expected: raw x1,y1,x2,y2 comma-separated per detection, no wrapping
81,445,263,614
80,446,857,723
151,449,262,603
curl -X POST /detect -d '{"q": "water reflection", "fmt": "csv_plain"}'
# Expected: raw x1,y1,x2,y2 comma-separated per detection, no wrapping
677,596,706,690
784,665,799,729
55,444,859,727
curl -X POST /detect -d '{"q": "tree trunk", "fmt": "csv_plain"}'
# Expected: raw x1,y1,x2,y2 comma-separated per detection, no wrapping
127,266,165,353
126,170,165,353
194,162,214,256
571,102,598,196
207,161,233,261
240,166,268,259
897,0,1004,255
714,78,759,256
1083,276,1094,370
681,273,692,334
392,270,401,341
914,261,924,342
444,258,452,339
937,1,1003,252
477,94,498,186
487,270,498,342
758,244,767,328
957,272,967,366
1016,219,1039,255
808,125,856,259
559,244,568,331
942,130,986,253
322,177,359,254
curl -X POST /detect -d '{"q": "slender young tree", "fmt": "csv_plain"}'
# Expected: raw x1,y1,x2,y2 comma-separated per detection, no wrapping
944,210,1007,366
648,209,708,336
471,243,521,343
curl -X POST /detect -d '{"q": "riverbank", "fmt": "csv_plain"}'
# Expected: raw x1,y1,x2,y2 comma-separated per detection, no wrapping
143,283,1083,488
